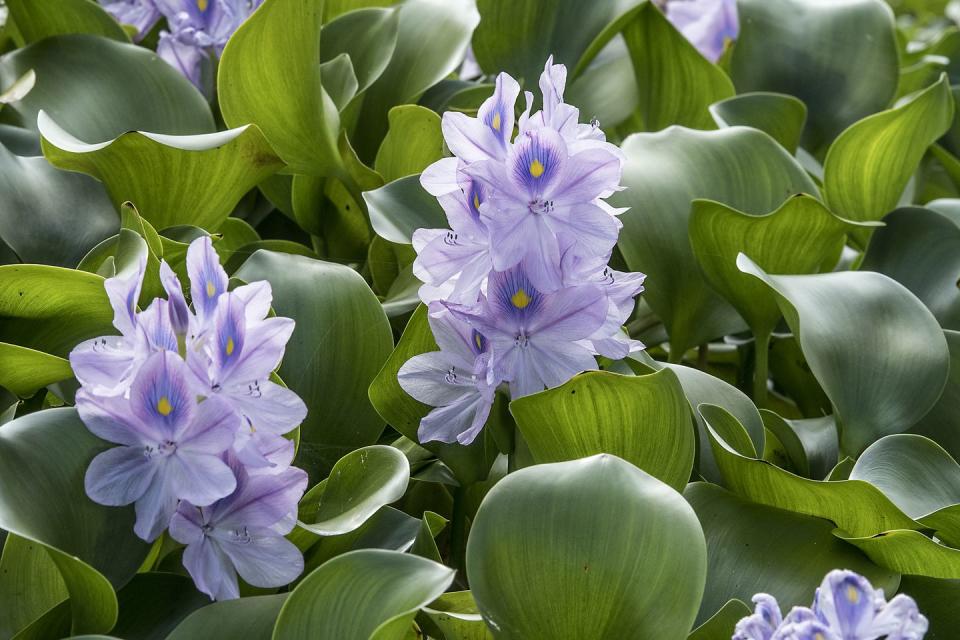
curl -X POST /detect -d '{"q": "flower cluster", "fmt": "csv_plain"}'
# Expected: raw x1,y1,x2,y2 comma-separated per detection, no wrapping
662,0,739,63
399,58,646,446
734,570,928,640
70,237,308,601
99,0,259,90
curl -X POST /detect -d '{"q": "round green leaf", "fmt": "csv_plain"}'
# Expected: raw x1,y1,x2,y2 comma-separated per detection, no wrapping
909,330,960,461
730,0,899,153
0,343,72,397
273,549,455,640
0,142,116,267
0,534,68,638
218,0,341,176
320,8,399,95
364,174,446,245
297,445,410,536
823,74,954,239
166,595,287,640
509,369,694,491
613,126,817,356
689,195,858,340
0,35,213,140
467,454,706,639
234,251,393,479
861,206,960,329
710,92,807,154
685,482,899,626
39,114,283,231
374,105,444,183
738,254,951,455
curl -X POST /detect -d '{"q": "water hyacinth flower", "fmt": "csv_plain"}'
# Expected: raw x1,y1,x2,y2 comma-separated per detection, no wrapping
398,304,495,445
80,351,237,541
71,235,309,598
733,569,928,640
170,462,307,600
447,267,607,399
404,55,647,445
663,0,739,63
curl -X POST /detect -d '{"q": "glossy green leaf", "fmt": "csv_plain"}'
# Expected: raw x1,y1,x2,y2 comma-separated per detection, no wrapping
235,251,393,479
0,264,112,357
851,434,960,546
613,126,817,356
0,142,116,266
320,54,359,112
509,369,694,491
701,403,921,537
218,0,341,176
0,409,150,634
730,0,899,152
364,175,446,245
690,195,857,340
910,330,960,461
166,595,287,640
0,343,72,396
613,2,734,131
687,599,751,640
836,529,960,579
297,445,409,536
709,92,807,154
0,534,68,639
861,206,960,329
273,549,455,640
374,105,443,183
320,7,399,95
0,35,213,140
685,482,899,625
899,575,960,638
39,113,284,231
4,0,128,44
299,506,422,574
0,69,35,104
368,305,499,485
467,454,706,639
823,74,954,238
351,0,478,160
739,255,951,455
472,0,639,85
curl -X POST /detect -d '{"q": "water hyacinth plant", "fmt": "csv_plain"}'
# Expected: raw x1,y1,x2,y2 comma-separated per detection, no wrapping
1,0,960,637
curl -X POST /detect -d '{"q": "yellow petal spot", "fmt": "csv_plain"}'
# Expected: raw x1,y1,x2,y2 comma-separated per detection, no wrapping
529,159,545,178
815,634,825,640
511,289,531,309
226,337,235,356
473,193,481,211
197,0,208,10
474,333,483,350
157,396,173,416
492,112,502,131
846,585,860,603
206,280,216,298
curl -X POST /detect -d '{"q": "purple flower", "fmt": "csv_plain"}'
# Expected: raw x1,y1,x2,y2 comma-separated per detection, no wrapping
155,0,261,90
169,463,307,600
734,570,928,640
398,304,495,445
98,0,162,41
79,351,237,541
413,175,492,305
467,126,622,292
441,72,520,164
186,235,229,331
664,0,738,63
447,267,606,398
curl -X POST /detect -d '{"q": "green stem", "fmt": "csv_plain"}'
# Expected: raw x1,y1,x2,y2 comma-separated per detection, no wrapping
753,329,771,406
